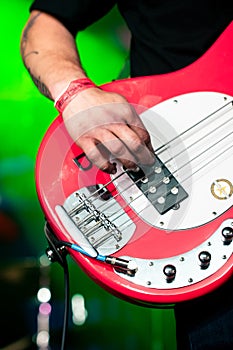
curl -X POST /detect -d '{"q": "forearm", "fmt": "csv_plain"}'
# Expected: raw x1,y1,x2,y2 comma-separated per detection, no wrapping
20,10,87,100
20,10,154,173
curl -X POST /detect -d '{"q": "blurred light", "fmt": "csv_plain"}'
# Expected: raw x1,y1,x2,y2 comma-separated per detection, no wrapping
71,293,88,326
39,254,51,267
36,330,50,347
37,287,51,303
39,302,52,316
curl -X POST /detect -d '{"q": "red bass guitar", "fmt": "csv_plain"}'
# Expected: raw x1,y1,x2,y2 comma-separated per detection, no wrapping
36,22,233,306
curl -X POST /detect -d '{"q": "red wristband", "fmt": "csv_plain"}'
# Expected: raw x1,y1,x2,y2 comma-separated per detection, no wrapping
55,78,97,113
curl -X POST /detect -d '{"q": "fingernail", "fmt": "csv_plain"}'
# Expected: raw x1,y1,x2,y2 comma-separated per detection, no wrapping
102,162,117,174
111,162,117,174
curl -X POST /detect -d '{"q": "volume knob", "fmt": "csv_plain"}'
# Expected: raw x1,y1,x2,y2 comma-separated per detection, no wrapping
198,251,211,269
163,264,176,283
222,227,233,245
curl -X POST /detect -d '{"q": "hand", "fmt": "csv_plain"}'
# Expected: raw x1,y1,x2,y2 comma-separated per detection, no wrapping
62,87,155,173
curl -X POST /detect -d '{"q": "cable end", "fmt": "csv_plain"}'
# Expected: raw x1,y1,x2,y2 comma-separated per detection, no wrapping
105,256,138,276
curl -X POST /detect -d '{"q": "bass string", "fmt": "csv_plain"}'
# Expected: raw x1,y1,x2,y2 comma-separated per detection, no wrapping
71,135,233,246
66,102,233,245
155,99,233,156
76,99,233,208
172,128,233,177
163,112,233,167
77,126,233,231
76,110,233,223
92,140,233,248
68,169,128,217
69,100,233,217
105,127,233,222
118,141,233,237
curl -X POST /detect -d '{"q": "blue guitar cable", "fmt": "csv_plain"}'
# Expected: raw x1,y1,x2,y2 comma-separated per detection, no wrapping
59,240,138,274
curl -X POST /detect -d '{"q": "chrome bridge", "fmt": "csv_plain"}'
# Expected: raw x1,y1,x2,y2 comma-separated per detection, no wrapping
55,185,136,256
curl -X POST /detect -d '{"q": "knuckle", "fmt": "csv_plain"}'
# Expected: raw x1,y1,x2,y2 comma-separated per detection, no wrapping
131,139,144,153
121,104,134,119
84,152,96,164
112,143,126,157
142,131,151,144
83,145,99,161
137,127,150,142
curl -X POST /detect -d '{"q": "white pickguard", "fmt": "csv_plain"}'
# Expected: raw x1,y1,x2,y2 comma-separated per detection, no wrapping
112,91,233,231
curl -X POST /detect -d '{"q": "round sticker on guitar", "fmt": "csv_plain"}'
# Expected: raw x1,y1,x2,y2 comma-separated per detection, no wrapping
211,179,233,200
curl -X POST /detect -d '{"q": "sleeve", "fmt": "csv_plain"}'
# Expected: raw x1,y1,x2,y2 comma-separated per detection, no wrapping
30,0,117,36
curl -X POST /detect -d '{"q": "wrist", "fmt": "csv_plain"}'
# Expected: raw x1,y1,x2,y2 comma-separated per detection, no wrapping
54,78,97,113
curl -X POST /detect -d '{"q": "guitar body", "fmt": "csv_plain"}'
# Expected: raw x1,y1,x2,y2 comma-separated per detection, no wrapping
36,22,233,306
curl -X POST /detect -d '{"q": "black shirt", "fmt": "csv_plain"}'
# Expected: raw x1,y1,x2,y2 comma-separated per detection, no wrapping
30,0,233,76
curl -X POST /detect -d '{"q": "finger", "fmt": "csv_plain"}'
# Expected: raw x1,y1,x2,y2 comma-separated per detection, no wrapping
78,138,117,174
131,124,155,156
112,124,155,166
125,107,154,151
120,105,155,162
99,129,139,170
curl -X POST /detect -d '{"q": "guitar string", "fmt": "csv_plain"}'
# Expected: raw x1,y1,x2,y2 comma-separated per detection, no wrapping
159,112,233,166
65,101,233,241
73,123,233,229
68,170,128,217
68,130,233,247
65,102,233,247
91,140,233,249
154,99,233,156
168,129,233,177
68,101,233,222
77,109,233,220
67,109,233,247
68,99,232,214
100,137,233,234
113,141,233,241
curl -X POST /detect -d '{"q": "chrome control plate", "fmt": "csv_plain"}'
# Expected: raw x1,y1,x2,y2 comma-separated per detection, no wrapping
115,219,233,289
